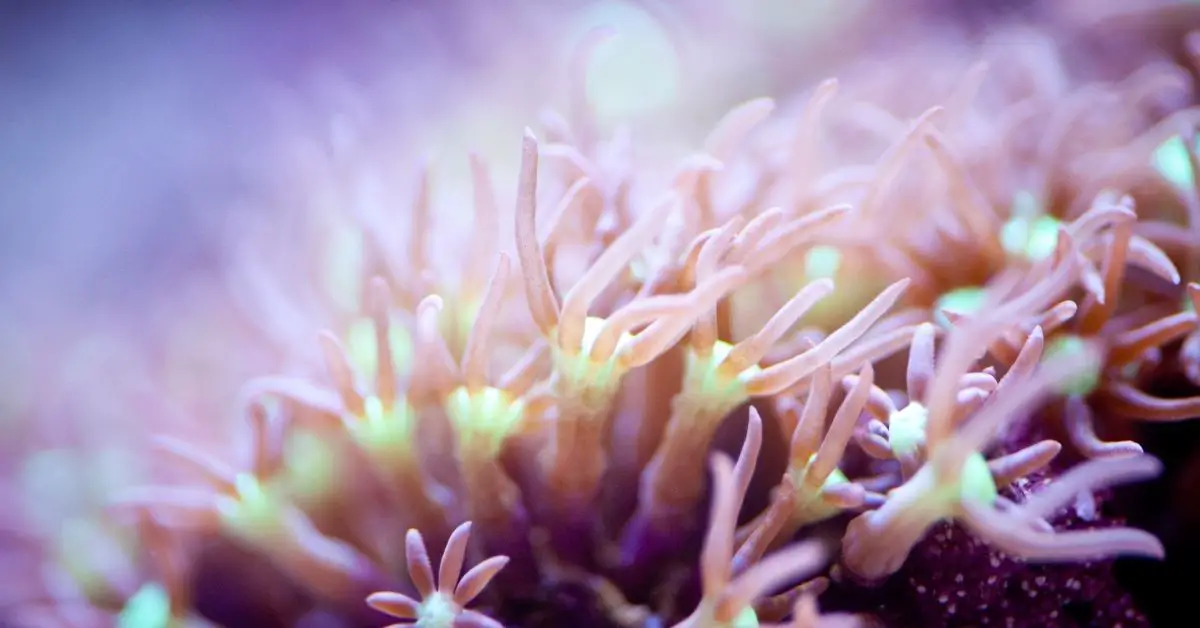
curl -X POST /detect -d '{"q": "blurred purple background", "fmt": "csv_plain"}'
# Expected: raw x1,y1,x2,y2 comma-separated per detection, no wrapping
0,2,545,316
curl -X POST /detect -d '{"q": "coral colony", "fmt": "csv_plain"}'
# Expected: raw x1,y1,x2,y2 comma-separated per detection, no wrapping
20,18,1200,628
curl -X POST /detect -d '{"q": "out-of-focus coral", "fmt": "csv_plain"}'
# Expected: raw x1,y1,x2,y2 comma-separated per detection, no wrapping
7,2,1200,627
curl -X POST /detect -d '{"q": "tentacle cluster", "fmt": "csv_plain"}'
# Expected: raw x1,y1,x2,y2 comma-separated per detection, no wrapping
43,18,1200,628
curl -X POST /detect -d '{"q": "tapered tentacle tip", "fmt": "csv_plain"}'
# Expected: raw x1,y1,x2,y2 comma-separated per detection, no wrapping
1134,454,1164,477
1138,533,1168,561
365,591,420,618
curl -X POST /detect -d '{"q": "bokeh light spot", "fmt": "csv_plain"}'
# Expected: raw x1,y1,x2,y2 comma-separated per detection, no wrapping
575,1,680,121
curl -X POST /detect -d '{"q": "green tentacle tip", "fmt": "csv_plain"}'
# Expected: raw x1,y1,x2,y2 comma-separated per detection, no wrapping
960,452,999,506
1044,334,1101,396
419,592,459,627
1001,212,1060,261
554,316,632,392
447,386,525,457
934,286,986,327
686,340,756,403
118,583,172,628
218,473,283,538
789,454,851,525
1153,135,1197,191
888,403,929,458
345,317,413,381
732,607,760,628
804,245,842,281
281,429,340,500
360,395,417,452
